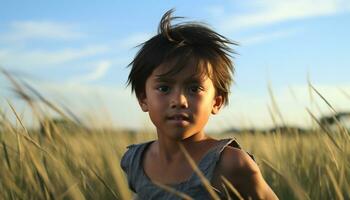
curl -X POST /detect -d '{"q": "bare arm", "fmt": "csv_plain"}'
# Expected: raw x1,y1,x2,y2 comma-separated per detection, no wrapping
212,147,278,200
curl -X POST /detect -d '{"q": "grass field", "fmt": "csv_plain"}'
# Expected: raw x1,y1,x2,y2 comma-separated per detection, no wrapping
0,73,349,199
0,115,349,199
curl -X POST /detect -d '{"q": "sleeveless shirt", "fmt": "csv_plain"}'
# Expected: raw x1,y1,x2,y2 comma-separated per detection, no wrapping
120,138,255,200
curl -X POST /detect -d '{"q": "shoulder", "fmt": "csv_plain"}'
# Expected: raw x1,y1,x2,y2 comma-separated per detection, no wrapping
216,146,259,187
214,146,278,199
120,141,153,173
220,146,258,175
120,141,154,193
120,144,136,173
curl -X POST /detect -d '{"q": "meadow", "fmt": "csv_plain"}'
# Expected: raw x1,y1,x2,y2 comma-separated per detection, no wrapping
0,74,349,199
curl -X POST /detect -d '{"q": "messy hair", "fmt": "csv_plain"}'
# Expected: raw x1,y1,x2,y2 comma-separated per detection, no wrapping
127,9,236,105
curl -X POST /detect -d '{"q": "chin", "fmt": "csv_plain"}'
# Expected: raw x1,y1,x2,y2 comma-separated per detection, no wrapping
168,129,196,141
168,133,187,141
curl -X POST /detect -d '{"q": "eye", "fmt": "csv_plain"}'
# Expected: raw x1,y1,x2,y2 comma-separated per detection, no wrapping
157,85,170,93
189,85,203,93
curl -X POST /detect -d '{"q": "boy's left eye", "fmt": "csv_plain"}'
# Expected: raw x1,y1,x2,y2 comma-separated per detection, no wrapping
189,86,202,93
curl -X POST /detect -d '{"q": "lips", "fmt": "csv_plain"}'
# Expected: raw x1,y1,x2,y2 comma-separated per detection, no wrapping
167,114,190,121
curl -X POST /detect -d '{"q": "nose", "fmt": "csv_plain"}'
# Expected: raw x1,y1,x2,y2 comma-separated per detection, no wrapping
170,88,188,109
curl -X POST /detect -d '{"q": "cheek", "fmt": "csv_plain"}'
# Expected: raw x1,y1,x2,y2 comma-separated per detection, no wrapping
148,95,167,115
147,103,164,125
192,95,215,113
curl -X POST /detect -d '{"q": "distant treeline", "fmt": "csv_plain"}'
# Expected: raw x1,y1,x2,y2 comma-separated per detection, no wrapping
223,111,350,135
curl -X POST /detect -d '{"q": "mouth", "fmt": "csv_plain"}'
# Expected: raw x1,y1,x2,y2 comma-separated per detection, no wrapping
167,114,190,122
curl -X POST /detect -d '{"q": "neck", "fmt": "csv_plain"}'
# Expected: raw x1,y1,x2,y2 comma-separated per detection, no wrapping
155,130,209,164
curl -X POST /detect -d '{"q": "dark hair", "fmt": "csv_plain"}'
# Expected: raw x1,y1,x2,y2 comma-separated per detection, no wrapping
127,9,236,105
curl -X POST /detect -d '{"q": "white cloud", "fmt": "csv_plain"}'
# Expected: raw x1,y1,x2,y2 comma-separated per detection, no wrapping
68,60,112,84
0,20,152,71
216,0,350,32
239,29,299,46
0,20,112,70
88,61,111,80
0,21,84,42
0,45,110,68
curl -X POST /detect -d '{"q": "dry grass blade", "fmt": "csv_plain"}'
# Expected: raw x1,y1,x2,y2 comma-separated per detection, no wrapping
325,165,344,200
153,181,194,200
221,183,232,200
2,69,83,130
307,78,325,129
6,100,55,160
220,176,243,200
307,73,314,105
57,182,80,200
267,104,277,127
261,159,310,200
1,173,25,199
1,142,19,154
90,168,119,200
0,108,17,136
1,69,31,102
23,133,55,159
27,149,56,199
310,85,350,136
310,85,336,113
2,69,43,119
59,103,84,126
178,143,221,200
16,132,23,165
306,108,342,152
6,99,30,136
35,169,52,200
268,82,286,126
20,80,71,120
323,140,339,170
338,87,350,100
2,141,12,171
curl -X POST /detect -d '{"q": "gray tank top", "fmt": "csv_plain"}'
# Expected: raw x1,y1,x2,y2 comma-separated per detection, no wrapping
120,138,254,200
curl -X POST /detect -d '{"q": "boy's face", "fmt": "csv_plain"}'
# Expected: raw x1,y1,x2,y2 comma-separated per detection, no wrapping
138,60,223,140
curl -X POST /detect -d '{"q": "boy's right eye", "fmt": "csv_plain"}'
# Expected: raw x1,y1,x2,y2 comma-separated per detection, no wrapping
157,86,170,93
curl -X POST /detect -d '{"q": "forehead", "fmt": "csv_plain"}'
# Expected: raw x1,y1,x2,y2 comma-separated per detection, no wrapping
152,58,213,81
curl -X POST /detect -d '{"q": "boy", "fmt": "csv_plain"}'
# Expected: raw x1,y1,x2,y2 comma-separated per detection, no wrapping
121,9,278,199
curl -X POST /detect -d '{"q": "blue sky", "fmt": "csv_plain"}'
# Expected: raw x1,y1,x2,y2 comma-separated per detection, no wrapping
1,0,350,131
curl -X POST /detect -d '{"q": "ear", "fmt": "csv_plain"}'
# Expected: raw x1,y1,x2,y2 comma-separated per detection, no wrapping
137,92,149,112
211,95,223,115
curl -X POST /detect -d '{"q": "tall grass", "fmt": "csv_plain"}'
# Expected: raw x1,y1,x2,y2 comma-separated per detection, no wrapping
0,71,349,199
